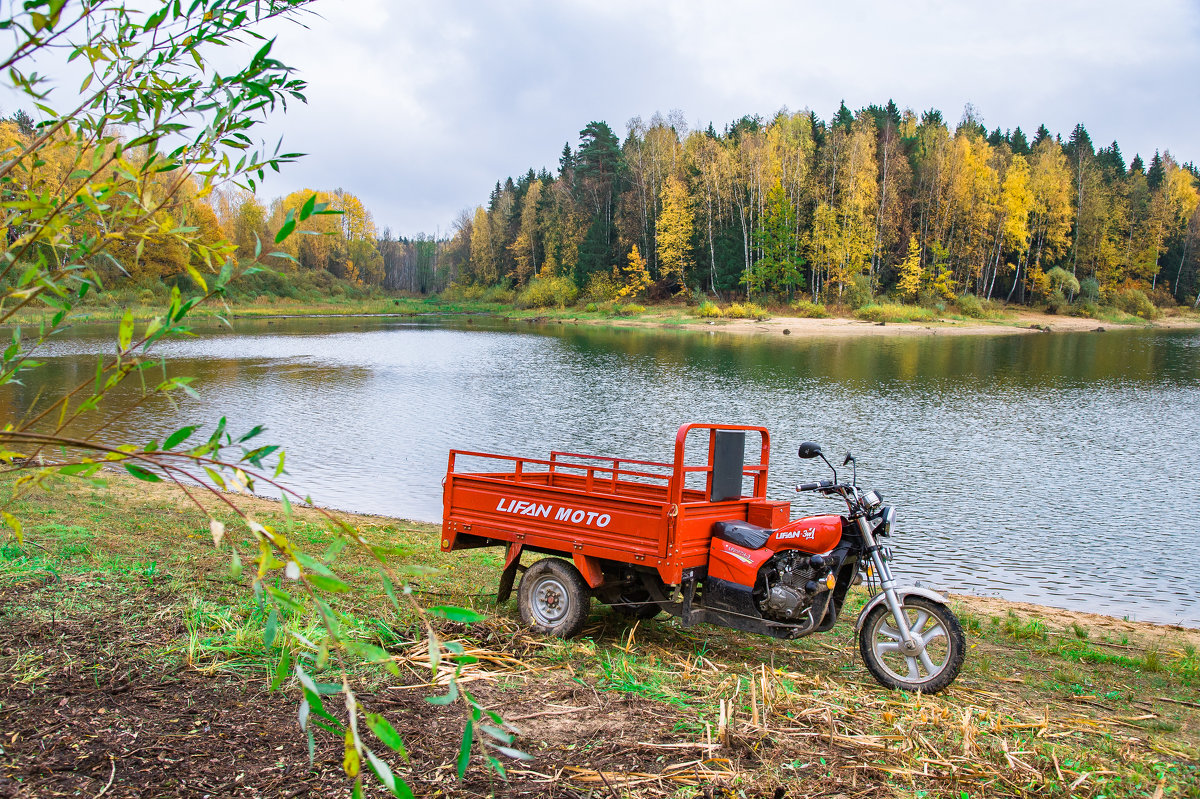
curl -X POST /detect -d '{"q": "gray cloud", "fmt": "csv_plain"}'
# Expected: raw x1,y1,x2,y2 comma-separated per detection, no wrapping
242,0,1200,236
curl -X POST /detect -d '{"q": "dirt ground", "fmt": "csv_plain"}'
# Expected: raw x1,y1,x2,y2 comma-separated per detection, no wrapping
0,580,794,799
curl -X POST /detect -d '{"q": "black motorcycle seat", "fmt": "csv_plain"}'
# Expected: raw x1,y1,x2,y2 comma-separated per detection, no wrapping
711,520,772,550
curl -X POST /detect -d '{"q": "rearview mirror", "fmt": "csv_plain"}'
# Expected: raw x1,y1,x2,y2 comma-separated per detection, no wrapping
843,452,855,466
797,442,823,459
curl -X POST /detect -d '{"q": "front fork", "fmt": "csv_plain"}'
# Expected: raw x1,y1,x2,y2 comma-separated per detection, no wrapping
855,516,921,653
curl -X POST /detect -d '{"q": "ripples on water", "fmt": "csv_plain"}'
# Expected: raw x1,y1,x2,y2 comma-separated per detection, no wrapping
7,319,1200,626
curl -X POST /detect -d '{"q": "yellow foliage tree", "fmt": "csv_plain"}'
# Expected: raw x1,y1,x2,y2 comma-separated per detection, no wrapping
896,235,923,301
655,174,694,285
616,244,652,298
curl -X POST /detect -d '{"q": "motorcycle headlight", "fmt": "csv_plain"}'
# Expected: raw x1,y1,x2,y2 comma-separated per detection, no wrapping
872,505,896,536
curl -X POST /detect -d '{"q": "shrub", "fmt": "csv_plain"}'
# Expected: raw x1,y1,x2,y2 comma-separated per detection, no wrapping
1071,299,1099,318
696,300,722,318
1079,277,1101,303
582,272,621,304
724,302,770,320
1045,266,1080,298
441,283,486,303
1146,287,1177,308
515,276,578,309
841,274,874,310
584,302,599,313
615,303,645,316
854,303,939,323
1044,290,1067,315
955,294,984,318
790,299,829,318
480,285,515,304
1113,288,1159,319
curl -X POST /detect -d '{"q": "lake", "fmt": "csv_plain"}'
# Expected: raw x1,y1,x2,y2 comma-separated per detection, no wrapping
5,315,1199,626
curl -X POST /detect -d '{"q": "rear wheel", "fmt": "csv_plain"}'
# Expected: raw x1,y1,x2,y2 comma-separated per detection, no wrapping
859,596,965,694
518,558,591,638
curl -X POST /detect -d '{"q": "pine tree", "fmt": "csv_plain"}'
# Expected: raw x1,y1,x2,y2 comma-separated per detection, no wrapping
1147,151,1165,190
1010,126,1030,155
832,101,854,131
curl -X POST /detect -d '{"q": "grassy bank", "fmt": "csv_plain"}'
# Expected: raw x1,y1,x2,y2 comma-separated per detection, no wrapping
9,280,1198,335
1,476,1196,798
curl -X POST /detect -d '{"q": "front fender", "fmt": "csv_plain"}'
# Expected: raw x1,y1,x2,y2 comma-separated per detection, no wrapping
853,586,948,633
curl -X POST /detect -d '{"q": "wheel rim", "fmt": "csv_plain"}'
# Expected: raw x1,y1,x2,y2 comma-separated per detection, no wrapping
868,602,952,686
530,576,571,626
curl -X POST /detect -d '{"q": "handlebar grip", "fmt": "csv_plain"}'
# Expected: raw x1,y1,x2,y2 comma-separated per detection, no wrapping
797,480,832,492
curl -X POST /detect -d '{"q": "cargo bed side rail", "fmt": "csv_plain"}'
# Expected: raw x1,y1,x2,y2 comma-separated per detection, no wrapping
447,449,673,498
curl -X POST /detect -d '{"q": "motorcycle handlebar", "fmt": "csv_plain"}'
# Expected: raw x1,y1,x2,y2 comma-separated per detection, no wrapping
796,479,835,492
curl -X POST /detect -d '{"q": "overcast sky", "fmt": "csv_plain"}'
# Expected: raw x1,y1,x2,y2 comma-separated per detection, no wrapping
22,0,1200,238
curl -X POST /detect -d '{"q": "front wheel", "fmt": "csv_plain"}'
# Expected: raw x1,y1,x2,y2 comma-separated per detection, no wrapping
859,596,965,694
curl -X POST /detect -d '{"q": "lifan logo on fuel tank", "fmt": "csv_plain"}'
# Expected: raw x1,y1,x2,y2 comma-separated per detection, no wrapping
495,498,612,528
776,527,817,541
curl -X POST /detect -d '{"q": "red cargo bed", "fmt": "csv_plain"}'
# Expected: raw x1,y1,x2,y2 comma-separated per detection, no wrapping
441,423,790,586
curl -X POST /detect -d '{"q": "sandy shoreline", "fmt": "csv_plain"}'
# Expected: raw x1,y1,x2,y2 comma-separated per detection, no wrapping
601,310,1200,338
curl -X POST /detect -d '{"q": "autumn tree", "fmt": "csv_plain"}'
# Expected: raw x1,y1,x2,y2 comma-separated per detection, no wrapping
655,174,694,288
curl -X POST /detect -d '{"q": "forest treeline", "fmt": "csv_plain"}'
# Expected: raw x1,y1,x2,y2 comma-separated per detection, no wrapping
6,100,1198,313
452,103,1200,312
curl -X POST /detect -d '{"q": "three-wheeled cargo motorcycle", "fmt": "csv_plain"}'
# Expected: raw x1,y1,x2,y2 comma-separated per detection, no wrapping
441,423,965,693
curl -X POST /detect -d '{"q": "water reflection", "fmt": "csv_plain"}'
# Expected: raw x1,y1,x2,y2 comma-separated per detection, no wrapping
5,317,1199,626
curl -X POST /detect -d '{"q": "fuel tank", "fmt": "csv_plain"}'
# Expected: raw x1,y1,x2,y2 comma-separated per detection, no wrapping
767,514,843,555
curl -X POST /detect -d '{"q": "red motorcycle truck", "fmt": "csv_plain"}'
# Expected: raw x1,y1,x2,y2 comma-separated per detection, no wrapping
440,423,965,693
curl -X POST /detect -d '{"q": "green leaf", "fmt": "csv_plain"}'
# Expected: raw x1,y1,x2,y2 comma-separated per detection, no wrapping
274,210,296,243
366,748,412,799
306,573,351,593
456,717,473,779
229,546,242,579
381,574,401,612
295,665,339,724
263,606,279,647
424,679,459,707
494,745,534,761
428,606,487,624
479,724,514,745
235,424,265,444
365,713,408,758
266,586,305,614
163,425,197,450
124,464,162,482
270,645,291,691
299,193,317,220
57,463,99,477
118,308,134,351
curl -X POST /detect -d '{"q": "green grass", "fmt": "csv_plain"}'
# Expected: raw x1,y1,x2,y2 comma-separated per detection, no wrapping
2,475,1198,798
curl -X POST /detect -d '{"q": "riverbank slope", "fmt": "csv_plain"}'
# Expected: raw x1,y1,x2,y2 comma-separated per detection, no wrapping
1,476,1195,797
